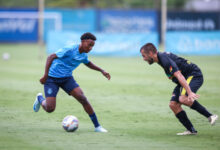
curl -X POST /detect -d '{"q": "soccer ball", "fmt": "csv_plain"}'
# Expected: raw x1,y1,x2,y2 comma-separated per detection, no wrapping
2,52,10,60
62,115,79,132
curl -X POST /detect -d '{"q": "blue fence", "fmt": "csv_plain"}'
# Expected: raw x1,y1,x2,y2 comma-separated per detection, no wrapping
166,31,220,55
44,8,96,42
47,31,158,56
45,8,96,31
97,9,158,33
1,8,220,56
0,9,38,42
167,12,220,31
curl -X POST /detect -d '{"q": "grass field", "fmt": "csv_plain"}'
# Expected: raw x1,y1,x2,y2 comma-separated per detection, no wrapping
0,44,220,150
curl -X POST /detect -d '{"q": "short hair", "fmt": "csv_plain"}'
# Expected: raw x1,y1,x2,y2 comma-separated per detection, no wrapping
140,43,157,54
80,32,96,41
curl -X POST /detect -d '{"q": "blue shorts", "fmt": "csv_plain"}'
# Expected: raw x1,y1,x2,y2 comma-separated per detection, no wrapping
171,75,203,102
44,76,79,97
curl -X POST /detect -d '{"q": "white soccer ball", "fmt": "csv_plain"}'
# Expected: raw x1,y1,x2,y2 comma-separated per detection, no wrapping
62,115,79,132
2,52,10,60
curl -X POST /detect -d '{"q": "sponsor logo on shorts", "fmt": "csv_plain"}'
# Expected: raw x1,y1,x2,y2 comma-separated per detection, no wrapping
47,88,53,95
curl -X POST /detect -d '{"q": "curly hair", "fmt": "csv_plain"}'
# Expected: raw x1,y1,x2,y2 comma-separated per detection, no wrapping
80,32,96,41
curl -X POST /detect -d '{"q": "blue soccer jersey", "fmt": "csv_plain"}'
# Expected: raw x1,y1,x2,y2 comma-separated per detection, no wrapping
48,44,90,78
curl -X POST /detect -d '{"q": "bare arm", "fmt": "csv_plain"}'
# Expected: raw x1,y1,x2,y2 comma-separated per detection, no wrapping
85,61,111,80
174,71,199,101
40,53,58,84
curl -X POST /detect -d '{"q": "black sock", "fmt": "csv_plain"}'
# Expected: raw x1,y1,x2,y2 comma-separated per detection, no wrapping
176,110,197,132
191,100,212,118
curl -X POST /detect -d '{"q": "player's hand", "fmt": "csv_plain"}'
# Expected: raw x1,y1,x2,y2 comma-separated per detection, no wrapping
101,70,111,80
40,75,48,84
188,92,200,101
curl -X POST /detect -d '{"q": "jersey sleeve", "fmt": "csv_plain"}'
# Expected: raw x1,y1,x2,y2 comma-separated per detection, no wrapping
55,46,72,58
163,57,179,75
82,55,90,64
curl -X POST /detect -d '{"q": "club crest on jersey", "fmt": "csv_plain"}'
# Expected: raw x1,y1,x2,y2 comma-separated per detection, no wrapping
169,66,173,73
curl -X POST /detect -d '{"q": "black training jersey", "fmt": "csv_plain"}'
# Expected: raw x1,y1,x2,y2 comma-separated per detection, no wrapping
157,52,202,84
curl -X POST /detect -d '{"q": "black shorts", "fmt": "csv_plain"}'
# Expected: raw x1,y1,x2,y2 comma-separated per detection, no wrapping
171,75,203,102
44,76,79,98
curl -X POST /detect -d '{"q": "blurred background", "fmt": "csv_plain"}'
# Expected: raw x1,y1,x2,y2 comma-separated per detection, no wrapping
0,0,220,56
1,1,220,149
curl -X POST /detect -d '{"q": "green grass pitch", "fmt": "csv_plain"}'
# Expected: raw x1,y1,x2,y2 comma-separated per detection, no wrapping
0,44,220,150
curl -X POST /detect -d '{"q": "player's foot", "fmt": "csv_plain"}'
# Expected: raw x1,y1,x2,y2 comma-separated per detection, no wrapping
177,130,197,136
94,126,108,133
33,93,43,112
208,114,218,125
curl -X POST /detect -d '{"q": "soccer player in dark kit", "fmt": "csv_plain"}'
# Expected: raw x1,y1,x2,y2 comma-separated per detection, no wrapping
33,32,110,132
140,43,218,135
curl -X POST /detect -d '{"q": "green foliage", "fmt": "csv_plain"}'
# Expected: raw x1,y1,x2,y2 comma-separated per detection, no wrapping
0,0,38,8
0,0,187,9
0,44,220,150
167,0,188,9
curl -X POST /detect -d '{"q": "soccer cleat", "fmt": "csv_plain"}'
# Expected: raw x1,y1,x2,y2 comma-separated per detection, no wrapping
208,114,218,125
177,130,197,136
33,93,43,112
94,126,108,133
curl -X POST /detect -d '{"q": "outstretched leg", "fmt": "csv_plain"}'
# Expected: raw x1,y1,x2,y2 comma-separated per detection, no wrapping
70,87,94,115
69,87,107,132
179,95,218,125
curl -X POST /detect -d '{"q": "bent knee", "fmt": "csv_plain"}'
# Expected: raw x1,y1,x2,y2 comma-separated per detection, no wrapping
46,106,55,113
46,108,55,113
169,103,176,110
169,102,180,110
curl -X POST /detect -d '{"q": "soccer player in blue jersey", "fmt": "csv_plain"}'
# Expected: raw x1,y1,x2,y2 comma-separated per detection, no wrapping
33,32,110,132
140,43,218,135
